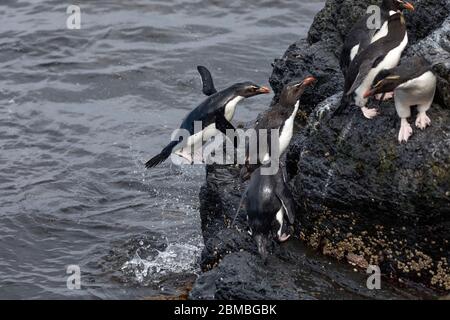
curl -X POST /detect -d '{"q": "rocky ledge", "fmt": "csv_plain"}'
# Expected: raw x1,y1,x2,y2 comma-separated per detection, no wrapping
191,0,450,299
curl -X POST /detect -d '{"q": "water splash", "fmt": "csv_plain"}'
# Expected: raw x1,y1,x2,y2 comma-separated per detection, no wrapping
121,243,203,283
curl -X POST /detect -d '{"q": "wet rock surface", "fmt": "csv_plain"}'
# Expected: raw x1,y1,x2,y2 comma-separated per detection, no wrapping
191,165,433,299
192,0,450,299
287,91,449,292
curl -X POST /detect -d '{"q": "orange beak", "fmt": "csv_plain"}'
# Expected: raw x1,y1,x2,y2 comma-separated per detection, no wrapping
257,86,271,94
302,76,316,86
363,89,375,99
402,1,415,11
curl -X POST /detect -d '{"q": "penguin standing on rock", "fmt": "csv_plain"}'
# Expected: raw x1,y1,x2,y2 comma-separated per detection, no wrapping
240,76,316,181
145,69,270,168
340,0,414,77
338,12,409,119
234,163,296,262
364,56,437,143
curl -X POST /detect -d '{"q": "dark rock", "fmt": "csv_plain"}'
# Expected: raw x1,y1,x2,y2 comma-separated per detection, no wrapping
190,165,440,300
192,165,434,299
286,91,450,291
193,0,450,299
281,0,450,291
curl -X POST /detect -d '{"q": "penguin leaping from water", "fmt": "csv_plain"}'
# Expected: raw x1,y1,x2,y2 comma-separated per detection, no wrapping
240,76,316,181
363,56,437,143
338,12,409,119
145,68,270,168
340,0,414,77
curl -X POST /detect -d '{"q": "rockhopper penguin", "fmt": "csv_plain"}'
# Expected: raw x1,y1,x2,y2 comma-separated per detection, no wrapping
364,56,437,143
339,12,409,119
234,163,296,262
145,70,270,168
340,0,414,77
240,76,316,181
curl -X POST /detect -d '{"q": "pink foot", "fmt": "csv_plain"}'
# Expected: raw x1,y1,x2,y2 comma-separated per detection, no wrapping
415,112,431,130
398,119,413,143
375,92,394,101
361,107,379,119
278,233,291,243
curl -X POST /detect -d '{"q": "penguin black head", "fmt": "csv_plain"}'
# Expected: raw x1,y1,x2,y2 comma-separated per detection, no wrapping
364,69,402,98
232,82,271,98
383,0,415,12
279,76,316,107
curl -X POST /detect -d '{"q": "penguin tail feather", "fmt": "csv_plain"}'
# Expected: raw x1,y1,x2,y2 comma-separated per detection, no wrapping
145,141,179,169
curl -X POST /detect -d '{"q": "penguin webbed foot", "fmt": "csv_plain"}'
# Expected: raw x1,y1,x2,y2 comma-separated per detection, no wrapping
277,233,291,243
415,112,431,130
398,119,413,143
361,106,379,119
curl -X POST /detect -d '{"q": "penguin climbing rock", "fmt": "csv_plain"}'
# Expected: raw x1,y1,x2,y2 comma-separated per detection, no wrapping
340,0,414,76
240,76,316,181
234,163,296,262
364,56,437,143
339,12,409,119
145,70,270,168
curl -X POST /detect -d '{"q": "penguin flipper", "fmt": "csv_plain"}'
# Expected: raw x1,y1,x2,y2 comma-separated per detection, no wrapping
276,185,295,224
197,66,217,96
215,113,238,149
347,55,385,95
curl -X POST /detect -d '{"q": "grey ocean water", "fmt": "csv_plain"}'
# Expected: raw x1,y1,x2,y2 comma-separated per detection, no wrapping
0,0,324,299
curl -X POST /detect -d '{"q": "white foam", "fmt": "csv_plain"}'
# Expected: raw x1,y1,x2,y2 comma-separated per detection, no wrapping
121,243,202,283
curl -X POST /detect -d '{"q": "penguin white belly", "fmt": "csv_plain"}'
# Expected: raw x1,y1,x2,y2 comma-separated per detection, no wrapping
371,21,388,43
350,44,360,61
279,102,299,155
275,207,284,238
370,11,396,43
179,96,244,155
382,33,408,69
396,71,437,106
224,96,244,121
355,33,408,107
183,123,219,152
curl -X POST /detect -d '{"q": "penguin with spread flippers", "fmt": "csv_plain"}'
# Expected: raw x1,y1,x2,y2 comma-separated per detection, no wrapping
233,163,296,262
336,12,409,119
363,56,437,143
239,76,316,181
340,0,414,77
145,70,270,168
